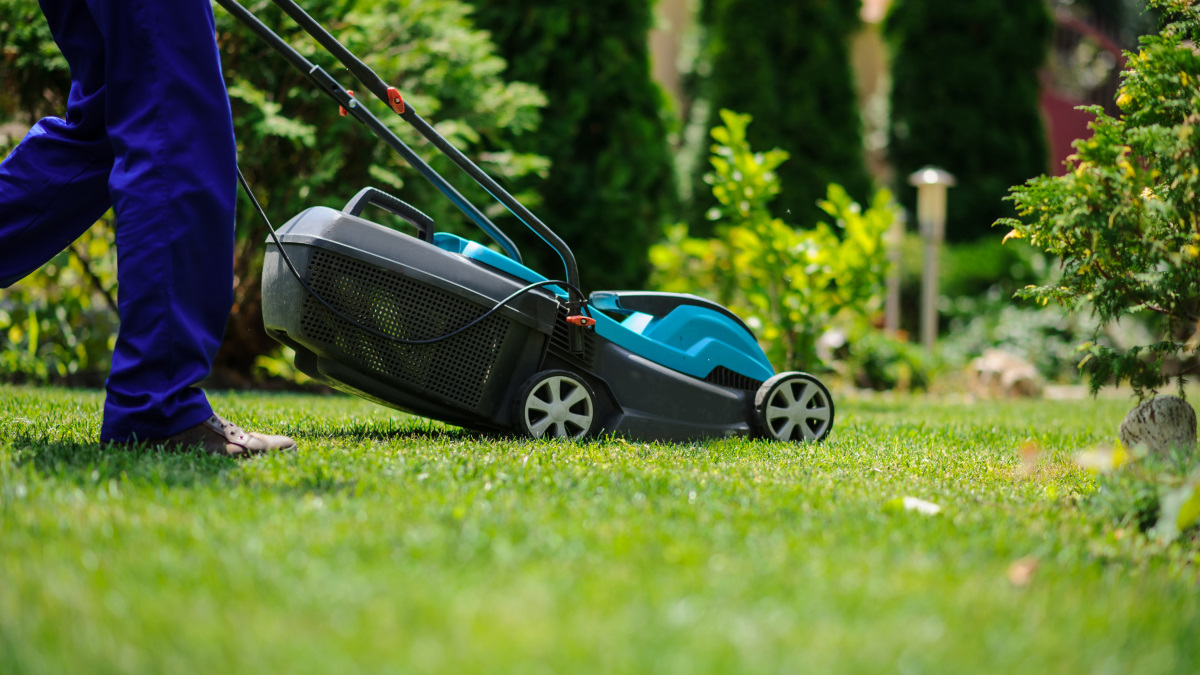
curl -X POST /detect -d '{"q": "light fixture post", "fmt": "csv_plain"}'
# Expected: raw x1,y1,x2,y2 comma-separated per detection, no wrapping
908,167,956,354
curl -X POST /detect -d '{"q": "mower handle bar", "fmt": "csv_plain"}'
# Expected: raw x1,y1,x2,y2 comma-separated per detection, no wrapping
265,0,580,301
212,0,523,266
343,187,434,243
215,0,583,305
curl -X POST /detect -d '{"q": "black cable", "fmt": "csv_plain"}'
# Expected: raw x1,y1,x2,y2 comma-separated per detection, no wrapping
236,166,586,346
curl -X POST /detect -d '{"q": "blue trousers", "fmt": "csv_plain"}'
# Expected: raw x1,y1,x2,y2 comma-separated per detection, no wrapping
0,0,237,442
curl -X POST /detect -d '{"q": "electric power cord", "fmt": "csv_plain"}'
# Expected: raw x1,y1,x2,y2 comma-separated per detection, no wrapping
236,166,588,346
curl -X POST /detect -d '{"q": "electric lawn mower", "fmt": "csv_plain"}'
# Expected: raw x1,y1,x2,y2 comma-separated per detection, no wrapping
219,0,835,443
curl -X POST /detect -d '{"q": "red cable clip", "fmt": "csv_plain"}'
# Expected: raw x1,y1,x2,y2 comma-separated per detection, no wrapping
565,315,596,327
339,90,355,117
386,86,406,114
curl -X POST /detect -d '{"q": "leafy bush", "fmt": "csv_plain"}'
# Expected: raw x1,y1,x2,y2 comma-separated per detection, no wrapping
885,0,1051,242
846,330,930,391
1080,443,1200,547
932,240,1093,381
0,221,118,386
651,110,895,372
688,0,870,231
881,235,1138,383
0,0,67,121
464,0,678,290
941,298,1095,382
1000,0,1200,398
936,238,1045,300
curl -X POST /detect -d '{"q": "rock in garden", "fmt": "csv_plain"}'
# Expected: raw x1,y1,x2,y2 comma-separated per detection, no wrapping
1119,395,1197,457
968,349,1043,399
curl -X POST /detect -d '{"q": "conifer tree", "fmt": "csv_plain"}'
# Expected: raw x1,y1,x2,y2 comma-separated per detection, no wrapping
466,0,678,290
691,0,870,231
885,0,1051,241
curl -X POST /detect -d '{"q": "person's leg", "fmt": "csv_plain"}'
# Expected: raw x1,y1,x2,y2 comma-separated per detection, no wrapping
81,0,238,442
1,0,292,454
0,0,113,288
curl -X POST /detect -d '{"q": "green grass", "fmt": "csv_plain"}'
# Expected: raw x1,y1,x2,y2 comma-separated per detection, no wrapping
1,385,1197,673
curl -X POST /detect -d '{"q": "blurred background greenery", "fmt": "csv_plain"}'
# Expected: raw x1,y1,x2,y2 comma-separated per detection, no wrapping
0,0,1168,393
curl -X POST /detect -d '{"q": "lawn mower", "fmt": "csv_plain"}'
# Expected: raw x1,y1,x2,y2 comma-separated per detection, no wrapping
220,0,835,443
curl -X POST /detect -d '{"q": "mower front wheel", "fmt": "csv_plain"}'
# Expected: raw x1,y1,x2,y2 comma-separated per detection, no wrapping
513,370,596,440
753,372,834,443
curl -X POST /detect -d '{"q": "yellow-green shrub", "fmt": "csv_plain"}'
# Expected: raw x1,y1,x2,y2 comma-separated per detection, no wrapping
652,110,896,371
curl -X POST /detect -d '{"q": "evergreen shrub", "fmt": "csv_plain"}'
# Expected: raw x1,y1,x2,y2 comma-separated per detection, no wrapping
692,0,870,231
652,110,895,372
885,0,1051,241
466,0,677,290
1001,0,1200,398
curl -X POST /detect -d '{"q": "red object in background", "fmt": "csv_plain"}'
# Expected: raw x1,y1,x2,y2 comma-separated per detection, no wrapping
1040,89,1098,176
1039,11,1126,176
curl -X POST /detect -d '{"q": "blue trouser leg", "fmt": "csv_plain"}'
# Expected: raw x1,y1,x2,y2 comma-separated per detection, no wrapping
0,0,237,442
0,3,113,287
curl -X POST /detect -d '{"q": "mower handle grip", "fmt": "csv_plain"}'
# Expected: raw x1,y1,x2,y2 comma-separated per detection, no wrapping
343,187,434,242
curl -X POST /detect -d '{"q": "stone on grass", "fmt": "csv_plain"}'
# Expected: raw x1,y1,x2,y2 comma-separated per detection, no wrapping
968,349,1043,399
1119,395,1197,457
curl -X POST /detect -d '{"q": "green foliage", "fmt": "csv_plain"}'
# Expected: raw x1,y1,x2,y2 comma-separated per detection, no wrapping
1081,442,1200,544
0,0,549,383
0,223,118,385
885,0,1051,241
0,0,68,121
1154,467,1200,543
1000,0,1200,398
942,298,1095,382
652,110,894,371
933,240,1094,381
846,330,930,391
691,0,870,231
464,0,678,290
882,236,1110,382
936,237,1045,300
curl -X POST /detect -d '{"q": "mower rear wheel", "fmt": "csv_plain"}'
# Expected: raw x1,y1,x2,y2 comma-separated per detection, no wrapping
514,370,596,440
753,372,834,443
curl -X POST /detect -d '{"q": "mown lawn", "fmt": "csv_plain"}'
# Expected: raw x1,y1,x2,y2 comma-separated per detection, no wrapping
0,384,1196,673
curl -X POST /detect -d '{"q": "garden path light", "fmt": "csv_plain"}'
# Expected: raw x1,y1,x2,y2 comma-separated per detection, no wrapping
908,167,956,353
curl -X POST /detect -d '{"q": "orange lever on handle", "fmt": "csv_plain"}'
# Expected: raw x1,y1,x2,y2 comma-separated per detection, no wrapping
387,86,405,114
565,315,596,327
